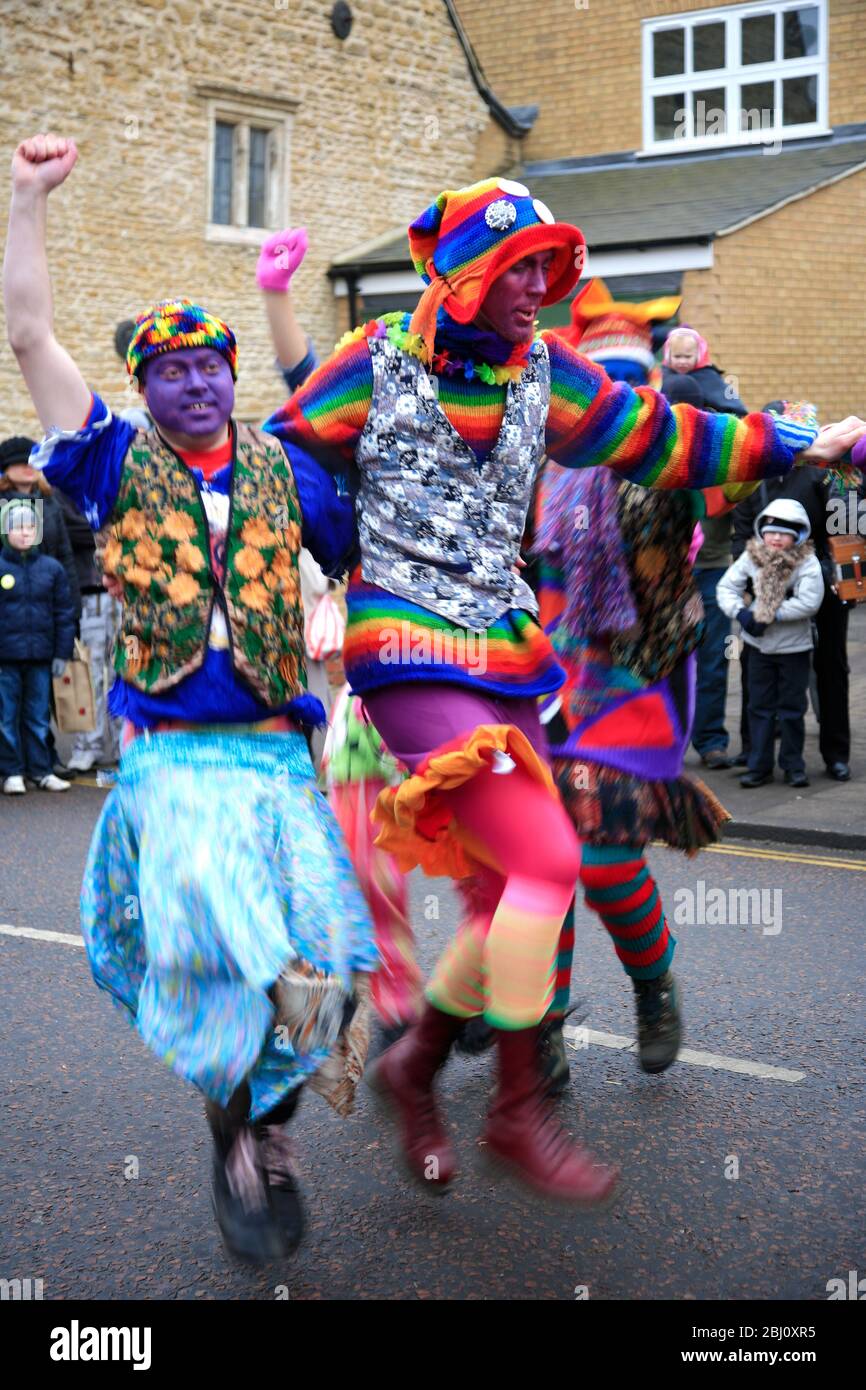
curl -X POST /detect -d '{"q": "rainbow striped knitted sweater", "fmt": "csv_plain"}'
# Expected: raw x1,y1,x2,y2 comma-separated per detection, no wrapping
264,313,816,698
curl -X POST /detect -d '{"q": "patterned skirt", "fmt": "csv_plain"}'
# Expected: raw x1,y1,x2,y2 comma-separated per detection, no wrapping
80,730,377,1119
552,757,729,854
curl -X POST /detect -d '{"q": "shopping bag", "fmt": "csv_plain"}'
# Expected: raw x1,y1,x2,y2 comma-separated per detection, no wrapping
52,637,96,732
306,592,345,661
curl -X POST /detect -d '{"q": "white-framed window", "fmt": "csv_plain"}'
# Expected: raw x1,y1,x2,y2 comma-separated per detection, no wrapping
641,2,827,155
195,86,298,244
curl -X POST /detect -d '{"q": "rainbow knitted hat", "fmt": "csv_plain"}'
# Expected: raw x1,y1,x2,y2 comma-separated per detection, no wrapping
126,299,238,380
564,278,681,371
407,178,585,362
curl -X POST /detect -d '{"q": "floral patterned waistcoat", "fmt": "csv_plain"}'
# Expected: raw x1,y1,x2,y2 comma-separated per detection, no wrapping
355,336,551,630
100,422,306,706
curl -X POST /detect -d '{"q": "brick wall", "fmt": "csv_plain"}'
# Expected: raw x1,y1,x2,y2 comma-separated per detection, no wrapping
681,165,866,421
455,0,866,163
0,0,503,436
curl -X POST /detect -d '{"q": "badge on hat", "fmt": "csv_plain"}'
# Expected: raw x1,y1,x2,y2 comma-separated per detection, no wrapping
485,199,517,232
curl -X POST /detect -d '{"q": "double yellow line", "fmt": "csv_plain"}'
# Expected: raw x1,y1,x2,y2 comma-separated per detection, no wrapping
691,842,866,872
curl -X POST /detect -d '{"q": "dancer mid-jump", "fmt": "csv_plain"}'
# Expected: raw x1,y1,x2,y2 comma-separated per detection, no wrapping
4,134,377,1264
265,177,863,1204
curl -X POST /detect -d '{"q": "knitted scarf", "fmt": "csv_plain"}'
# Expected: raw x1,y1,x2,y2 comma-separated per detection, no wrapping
746,538,815,623
536,464,637,640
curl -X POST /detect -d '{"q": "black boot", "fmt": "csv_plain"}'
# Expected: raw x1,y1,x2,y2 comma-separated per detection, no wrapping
206,1089,292,1264
632,971,682,1074
454,1015,496,1056
538,1014,570,1096
253,1090,305,1252
376,1020,411,1055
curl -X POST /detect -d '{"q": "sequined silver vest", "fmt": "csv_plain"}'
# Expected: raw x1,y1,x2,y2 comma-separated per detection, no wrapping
355,336,550,630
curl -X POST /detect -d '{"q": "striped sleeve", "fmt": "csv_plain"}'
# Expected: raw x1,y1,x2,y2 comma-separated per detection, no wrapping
263,335,373,466
541,330,818,489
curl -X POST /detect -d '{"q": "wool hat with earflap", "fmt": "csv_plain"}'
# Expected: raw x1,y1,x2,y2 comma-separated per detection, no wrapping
407,178,586,363
126,299,238,380
661,373,705,408
563,278,681,373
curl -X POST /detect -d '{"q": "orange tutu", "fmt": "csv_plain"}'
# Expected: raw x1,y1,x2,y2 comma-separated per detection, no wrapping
372,723,557,879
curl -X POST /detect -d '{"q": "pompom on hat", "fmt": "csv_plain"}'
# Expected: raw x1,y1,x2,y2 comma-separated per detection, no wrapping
126,299,238,380
407,178,586,362
563,278,681,372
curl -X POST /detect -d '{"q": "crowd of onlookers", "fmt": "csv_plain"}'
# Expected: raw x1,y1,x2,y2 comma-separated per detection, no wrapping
662,326,861,790
0,434,122,794
1,324,861,797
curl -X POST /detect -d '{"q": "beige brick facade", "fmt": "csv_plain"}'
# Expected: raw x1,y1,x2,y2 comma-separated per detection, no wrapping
456,0,866,162
681,165,866,421
0,0,505,436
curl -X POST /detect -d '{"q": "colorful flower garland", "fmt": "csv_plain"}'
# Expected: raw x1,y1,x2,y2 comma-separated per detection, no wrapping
334,312,532,385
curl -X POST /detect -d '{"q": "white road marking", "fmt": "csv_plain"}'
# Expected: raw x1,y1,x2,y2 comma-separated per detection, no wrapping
0,923,84,948
0,926,808,1083
563,1025,806,1084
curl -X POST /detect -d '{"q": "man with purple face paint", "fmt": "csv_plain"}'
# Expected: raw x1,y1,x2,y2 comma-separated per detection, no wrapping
3,133,377,1266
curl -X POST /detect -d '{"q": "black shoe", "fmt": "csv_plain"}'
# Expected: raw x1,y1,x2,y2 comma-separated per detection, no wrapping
53,762,77,780
826,762,851,782
454,1015,496,1056
784,770,810,788
731,752,749,767
256,1123,305,1253
740,770,774,788
632,971,682,1074
701,749,733,769
538,1017,570,1096
212,1128,292,1264
376,1021,410,1054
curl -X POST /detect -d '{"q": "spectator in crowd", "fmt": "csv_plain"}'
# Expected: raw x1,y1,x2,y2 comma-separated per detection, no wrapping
662,326,749,416
0,436,80,612
53,486,123,772
663,373,738,769
0,497,76,793
732,401,860,781
718,499,824,788
1,434,82,778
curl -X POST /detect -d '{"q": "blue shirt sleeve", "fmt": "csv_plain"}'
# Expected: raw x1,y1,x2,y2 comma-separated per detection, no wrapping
29,394,135,530
283,440,358,577
279,339,318,395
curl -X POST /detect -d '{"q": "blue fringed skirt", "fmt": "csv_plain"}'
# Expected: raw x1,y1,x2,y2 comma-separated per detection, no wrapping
80,730,377,1119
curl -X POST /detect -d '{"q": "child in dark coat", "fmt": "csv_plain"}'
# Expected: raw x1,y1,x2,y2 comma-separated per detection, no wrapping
0,497,76,793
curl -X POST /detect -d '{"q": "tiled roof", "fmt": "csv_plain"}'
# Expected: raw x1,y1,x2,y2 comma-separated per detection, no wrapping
330,127,866,275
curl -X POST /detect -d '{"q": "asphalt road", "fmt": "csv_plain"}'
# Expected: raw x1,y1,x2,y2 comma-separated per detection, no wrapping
1,782,864,1301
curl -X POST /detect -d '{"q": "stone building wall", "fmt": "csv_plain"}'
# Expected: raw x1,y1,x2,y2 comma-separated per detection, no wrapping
0,0,499,435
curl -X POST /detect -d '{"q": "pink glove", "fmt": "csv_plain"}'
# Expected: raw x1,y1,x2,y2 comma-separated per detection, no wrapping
851,434,866,470
256,227,308,292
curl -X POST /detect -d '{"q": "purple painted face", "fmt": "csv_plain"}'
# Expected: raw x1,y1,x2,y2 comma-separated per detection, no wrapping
140,347,234,436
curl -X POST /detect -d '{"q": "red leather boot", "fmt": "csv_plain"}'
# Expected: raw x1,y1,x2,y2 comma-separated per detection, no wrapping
368,1002,465,1191
482,1026,619,1204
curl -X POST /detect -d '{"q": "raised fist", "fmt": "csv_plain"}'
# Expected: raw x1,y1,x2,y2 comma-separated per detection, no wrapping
11,134,78,195
256,227,309,293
